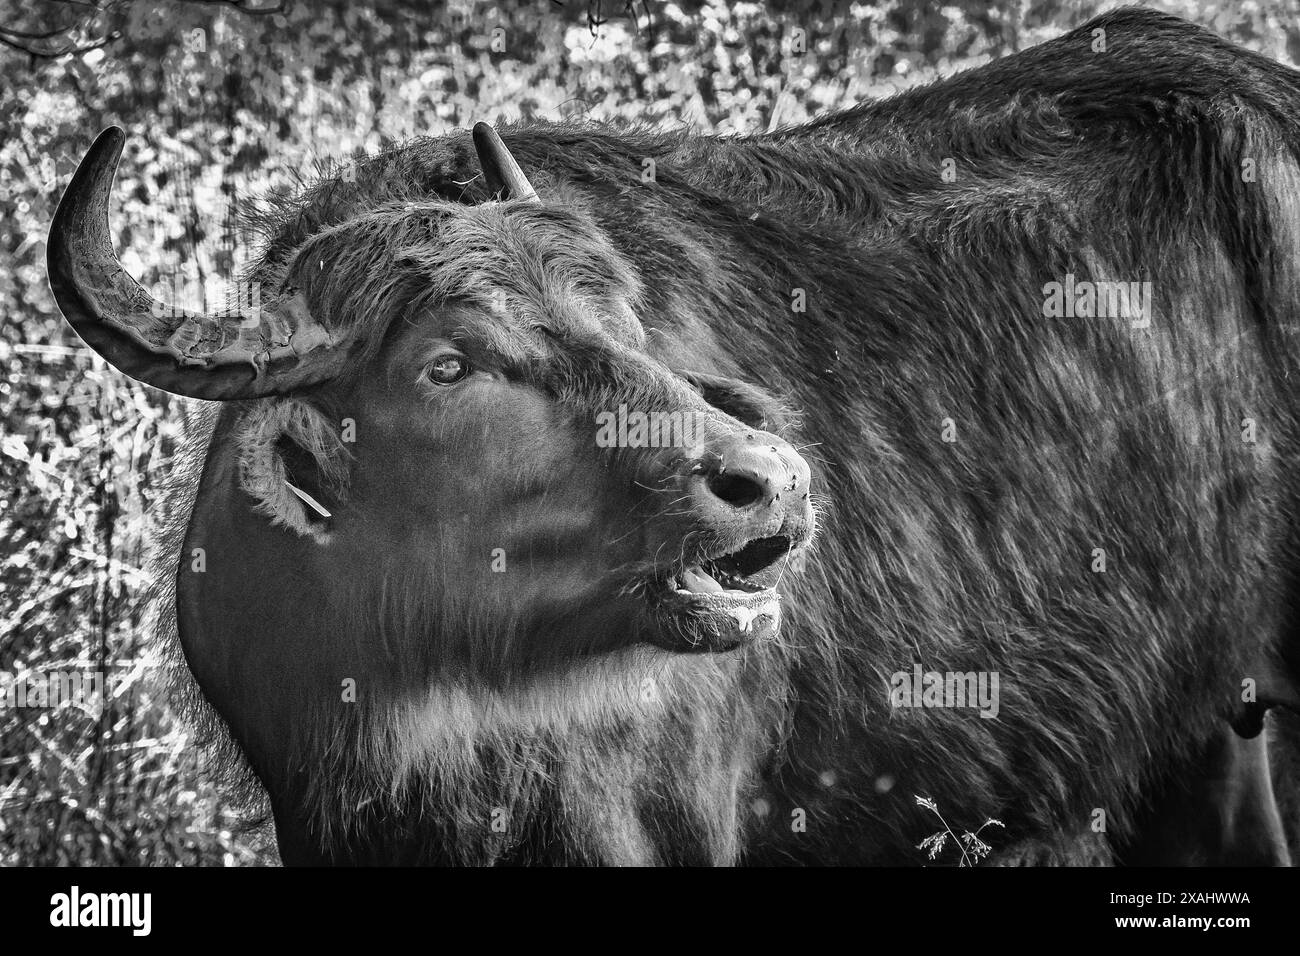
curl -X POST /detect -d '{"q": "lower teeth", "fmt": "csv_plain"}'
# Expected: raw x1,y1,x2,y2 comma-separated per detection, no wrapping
669,565,764,597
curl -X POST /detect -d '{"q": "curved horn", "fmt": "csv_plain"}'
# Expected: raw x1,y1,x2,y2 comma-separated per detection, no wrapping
472,122,540,204
47,127,349,400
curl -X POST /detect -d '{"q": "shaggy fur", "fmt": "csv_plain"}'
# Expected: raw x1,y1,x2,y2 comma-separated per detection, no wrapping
146,8,1300,865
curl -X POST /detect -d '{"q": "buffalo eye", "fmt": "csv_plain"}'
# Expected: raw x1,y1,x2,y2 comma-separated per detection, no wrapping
425,353,470,385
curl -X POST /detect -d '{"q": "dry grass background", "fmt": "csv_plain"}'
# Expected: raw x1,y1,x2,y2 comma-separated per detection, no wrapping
2,0,1298,865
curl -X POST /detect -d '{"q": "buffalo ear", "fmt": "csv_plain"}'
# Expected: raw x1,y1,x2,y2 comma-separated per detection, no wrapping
679,370,795,435
472,122,540,204
236,399,350,543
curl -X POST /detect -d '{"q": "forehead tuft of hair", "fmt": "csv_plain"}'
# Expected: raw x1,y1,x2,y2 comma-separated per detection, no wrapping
272,199,646,368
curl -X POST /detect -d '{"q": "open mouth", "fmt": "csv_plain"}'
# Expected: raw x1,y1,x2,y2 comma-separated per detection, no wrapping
655,535,797,651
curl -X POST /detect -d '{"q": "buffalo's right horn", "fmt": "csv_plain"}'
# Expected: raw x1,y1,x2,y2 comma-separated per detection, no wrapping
46,127,350,400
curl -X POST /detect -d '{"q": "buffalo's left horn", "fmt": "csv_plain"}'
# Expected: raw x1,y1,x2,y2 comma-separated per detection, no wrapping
472,122,541,204
47,126,350,400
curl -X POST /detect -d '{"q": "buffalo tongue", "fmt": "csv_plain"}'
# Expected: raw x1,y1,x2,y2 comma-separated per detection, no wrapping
681,565,724,594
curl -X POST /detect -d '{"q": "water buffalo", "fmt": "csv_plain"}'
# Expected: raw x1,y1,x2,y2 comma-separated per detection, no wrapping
47,8,1300,864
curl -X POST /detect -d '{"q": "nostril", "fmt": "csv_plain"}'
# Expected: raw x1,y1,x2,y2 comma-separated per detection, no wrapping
706,470,765,508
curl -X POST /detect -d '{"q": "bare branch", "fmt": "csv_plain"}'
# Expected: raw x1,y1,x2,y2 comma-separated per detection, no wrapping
183,0,285,14
0,29,118,59
0,24,82,40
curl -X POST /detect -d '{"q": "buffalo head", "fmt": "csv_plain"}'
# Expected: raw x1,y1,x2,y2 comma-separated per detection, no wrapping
47,126,816,680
